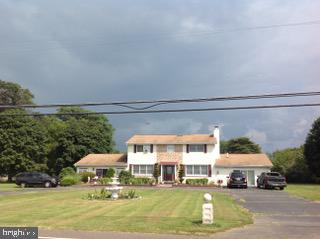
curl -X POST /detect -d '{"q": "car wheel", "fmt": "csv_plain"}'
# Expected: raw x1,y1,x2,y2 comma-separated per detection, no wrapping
20,182,26,188
279,187,284,190
44,181,51,188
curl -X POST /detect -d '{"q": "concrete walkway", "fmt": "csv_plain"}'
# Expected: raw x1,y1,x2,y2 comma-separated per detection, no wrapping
38,188,320,239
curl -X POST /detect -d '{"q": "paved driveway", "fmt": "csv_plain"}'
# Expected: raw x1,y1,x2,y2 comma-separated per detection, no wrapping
213,188,320,239
39,187,320,239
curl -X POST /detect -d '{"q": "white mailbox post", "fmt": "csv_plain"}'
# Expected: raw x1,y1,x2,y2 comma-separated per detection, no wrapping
202,193,213,224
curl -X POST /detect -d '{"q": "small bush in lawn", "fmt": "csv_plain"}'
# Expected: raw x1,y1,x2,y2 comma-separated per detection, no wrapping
185,178,208,186
98,177,112,185
86,188,111,200
106,168,115,178
60,175,80,186
79,172,96,183
59,167,76,179
119,170,133,185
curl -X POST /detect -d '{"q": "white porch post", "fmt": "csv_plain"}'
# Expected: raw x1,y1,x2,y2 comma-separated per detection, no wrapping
160,165,163,183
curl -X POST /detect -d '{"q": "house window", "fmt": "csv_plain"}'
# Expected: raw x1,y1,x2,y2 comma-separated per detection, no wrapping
147,165,153,174
189,144,205,152
185,165,208,176
167,145,175,153
136,145,144,152
96,169,103,177
136,144,151,153
78,168,88,173
186,165,193,175
133,165,140,174
132,165,154,176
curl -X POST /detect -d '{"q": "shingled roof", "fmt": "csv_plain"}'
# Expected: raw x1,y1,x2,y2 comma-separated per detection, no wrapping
126,134,217,144
215,154,273,168
74,154,127,167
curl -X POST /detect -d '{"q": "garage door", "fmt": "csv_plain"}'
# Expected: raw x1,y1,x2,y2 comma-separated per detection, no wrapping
242,170,255,186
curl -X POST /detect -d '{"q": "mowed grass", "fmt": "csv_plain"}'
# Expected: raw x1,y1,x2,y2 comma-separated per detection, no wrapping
286,184,320,202
0,183,22,192
0,188,252,235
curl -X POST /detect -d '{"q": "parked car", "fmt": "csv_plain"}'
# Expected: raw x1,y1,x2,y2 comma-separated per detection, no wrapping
15,172,59,188
227,171,247,188
257,172,287,190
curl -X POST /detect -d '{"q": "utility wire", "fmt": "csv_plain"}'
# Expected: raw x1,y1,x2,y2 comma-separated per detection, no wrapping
1,19,320,53
1,102,320,117
1,91,320,110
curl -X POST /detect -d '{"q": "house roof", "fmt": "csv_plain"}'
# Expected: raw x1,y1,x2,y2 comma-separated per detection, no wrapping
126,134,217,144
215,154,273,168
74,154,127,167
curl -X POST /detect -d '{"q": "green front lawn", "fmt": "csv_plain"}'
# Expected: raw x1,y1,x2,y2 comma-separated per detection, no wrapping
0,188,252,235
285,184,320,202
0,183,22,192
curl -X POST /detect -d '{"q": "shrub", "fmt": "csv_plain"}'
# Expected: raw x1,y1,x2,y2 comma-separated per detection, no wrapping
98,177,112,185
106,168,115,178
153,163,160,183
85,189,140,200
126,189,137,199
60,175,80,186
79,172,96,183
185,178,208,186
130,177,153,185
178,165,185,183
119,170,133,184
59,167,76,179
86,188,111,200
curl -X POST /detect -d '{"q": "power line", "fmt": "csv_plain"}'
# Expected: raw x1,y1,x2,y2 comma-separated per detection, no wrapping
1,102,320,117
1,91,320,110
1,19,320,53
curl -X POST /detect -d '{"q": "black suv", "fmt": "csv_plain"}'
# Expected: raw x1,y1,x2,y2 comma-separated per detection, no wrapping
227,171,247,188
257,172,286,190
15,172,59,188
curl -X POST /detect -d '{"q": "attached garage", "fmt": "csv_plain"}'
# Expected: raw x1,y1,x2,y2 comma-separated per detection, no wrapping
214,154,273,187
74,154,128,177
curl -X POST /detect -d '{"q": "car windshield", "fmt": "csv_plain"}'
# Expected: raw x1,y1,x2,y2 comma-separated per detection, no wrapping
231,173,244,177
267,172,280,176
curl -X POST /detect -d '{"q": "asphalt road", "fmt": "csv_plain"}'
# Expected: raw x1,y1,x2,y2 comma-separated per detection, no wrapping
37,187,320,239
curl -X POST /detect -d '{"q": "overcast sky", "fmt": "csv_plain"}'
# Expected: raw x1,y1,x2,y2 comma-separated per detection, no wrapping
1,0,320,152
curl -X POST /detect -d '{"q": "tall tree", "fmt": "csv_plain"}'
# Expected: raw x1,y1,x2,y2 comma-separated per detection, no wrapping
0,80,33,111
271,146,311,182
47,107,115,174
0,110,49,181
304,117,320,178
222,137,261,154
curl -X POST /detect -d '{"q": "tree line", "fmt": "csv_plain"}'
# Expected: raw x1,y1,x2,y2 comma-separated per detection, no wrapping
0,80,115,181
0,80,319,183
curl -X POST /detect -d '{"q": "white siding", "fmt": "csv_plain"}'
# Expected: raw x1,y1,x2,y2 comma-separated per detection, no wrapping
127,144,157,165
182,144,218,165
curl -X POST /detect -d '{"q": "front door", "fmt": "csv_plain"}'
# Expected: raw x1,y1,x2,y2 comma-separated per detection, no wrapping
163,165,175,182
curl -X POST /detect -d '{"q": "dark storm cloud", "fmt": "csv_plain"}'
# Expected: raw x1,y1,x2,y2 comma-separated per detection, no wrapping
0,0,320,152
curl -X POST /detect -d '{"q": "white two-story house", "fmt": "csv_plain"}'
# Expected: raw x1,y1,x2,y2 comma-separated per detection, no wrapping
75,126,272,186
126,126,220,183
